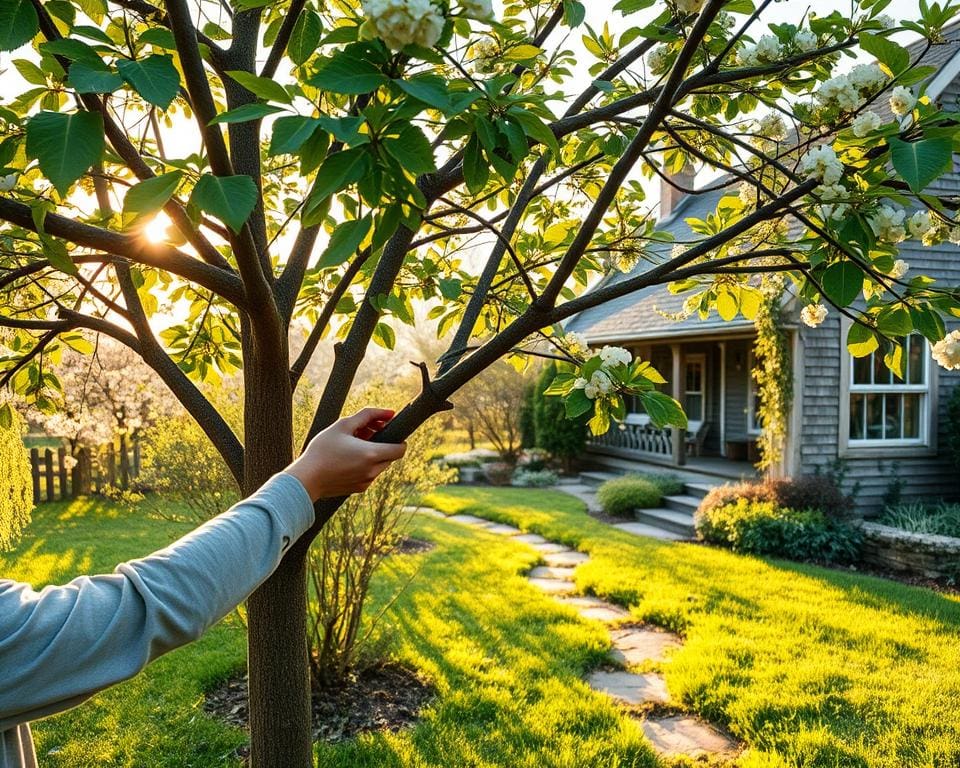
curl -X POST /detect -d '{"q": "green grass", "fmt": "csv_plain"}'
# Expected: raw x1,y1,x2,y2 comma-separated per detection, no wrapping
422,486,960,768
1,495,657,768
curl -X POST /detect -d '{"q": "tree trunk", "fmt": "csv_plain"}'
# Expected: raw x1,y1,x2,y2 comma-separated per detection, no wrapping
242,345,314,768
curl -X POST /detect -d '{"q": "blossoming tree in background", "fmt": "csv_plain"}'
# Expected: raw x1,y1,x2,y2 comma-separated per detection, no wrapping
2,0,960,763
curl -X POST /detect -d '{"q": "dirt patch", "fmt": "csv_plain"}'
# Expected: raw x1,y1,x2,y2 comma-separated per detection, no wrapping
204,663,435,756
393,536,435,555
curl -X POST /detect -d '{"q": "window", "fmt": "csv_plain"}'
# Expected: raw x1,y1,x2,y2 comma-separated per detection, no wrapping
746,351,761,434
684,354,706,422
848,334,928,445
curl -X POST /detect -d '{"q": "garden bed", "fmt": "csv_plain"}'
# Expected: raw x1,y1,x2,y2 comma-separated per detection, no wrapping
857,521,960,580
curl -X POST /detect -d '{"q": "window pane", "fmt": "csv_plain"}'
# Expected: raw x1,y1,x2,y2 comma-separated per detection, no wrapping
853,355,872,384
686,363,702,392
884,393,902,439
909,335,925,385
903,394,920,438
850,394,865,440
866,393,883,439
873,351,893,385
686,394,703,421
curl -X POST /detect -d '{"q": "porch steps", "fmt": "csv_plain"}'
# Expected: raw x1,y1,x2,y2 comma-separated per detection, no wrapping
579,470,623,487
684,482,717,500
663,494,702,515
634,507,696,537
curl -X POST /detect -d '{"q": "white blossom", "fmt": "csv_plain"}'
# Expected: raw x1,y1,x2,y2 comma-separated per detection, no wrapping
599,345,632,367
458,0,493,20
799,144,844,185
933,330,960,370
889,259,909,279
584,383,599,399
739,182,758,206
875,14,895,29
851,110,883,137
889,86,916,117
0,173,18,192
815,182,850,219
795,29,818,52
755,35,781,62
908,210,933,239
801,303,828,327
758,113,787,141
590,369,614,395
848,63,887,92
566,331,589,356
869,205,906,243
573,376,588,389
670,243,686,259
362,0,445,51
647,45,671,75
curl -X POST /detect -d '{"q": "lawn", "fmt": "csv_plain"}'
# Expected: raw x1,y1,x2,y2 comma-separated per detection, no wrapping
422,486,960,768
3,488,958,767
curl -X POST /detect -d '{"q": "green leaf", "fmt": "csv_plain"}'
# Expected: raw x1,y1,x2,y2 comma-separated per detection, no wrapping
225,70,292,104
316,215,372,270
822,261,863,307
889,136,953,193
909,305,945,343
463,136,489,194
507,107,558,156
138,28,176,49
859,32,910,73
40,234,76,274
563,0,586,26
565,389,593,418
847,322,879,358
14,59,46,86
502,44,543,61
25,111,104,196
373,322,396,350
67,61,123,93
123,171,183,216
382,124,436,174
876,305,913,336
640,390,688,429
38,39,101,64
309,52,388,94
544,372,575,396
189,174,259,233
117,55,181,110
0,0,39,52
288,10,322,65
395,74,454,113
302,149,370,221
0,402,12,429
269,115,321,156
209,103,284,125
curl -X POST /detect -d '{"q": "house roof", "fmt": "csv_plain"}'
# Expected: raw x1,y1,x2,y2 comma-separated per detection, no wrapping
568,25,960,345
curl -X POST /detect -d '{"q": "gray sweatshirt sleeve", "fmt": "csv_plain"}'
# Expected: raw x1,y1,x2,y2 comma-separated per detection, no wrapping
0,472,314,731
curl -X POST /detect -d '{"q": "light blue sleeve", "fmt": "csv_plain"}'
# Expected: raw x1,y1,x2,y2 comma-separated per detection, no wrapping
0,472,314,731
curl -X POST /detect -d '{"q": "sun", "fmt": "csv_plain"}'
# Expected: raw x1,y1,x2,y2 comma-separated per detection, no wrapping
143,212,172,243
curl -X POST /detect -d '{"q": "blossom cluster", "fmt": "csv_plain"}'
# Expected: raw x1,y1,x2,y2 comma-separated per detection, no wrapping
889,85,917,117
362,0,445,51
571,345,633,400
815,63,888,112
757,113,787,142
851,110,883,137
932,330,960,370
869,205,906,243
814,182,850,220
564,331,589,357
459,0,493,20
801,303,828,327
799,145,844,185
738,28,818,67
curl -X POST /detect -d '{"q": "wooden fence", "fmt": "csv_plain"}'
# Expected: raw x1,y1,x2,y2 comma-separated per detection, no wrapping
29,435,141,503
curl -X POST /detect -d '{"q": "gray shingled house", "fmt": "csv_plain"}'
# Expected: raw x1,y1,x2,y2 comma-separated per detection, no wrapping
566,30,960,514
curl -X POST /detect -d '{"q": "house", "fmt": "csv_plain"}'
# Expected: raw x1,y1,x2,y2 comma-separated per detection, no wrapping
565,29,960,514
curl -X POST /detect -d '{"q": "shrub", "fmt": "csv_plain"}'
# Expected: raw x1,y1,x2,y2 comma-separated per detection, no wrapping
512,468,559,487
516,448,550,472
519,382,537,449
484,461,514,486
642,472,684,497
0,404,33,551
698,475,852,522
597,475,663,516
880,502,960,539
696,498,862,565
533,362,586,469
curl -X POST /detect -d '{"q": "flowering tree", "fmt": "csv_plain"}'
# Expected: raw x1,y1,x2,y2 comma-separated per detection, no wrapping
2,0,960,763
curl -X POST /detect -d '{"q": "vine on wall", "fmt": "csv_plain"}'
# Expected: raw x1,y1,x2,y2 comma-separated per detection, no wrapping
752,276,793,474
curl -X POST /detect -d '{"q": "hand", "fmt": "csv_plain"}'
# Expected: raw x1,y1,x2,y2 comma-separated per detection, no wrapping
285,408,407,502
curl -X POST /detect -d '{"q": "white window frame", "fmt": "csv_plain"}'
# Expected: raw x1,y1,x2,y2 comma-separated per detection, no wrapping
839,322,937,457
746,350,762,435
684,353,706,423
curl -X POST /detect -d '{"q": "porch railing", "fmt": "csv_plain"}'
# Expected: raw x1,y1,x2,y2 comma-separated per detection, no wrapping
588,414,673,459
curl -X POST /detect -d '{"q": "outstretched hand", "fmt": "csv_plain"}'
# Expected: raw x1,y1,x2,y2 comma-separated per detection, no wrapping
285,408,406,502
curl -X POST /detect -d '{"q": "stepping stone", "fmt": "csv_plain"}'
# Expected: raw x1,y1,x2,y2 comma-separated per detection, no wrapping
543,550,590,567
640,716,738,757
529,565,577,580
559,596,630,622
406,506,445,518
448,514,494,527
485,523,523,536
513,533,548,545
587,670,670,705
612,522,685,541
609,626,682,666
532,542,567,553
528,577,576,594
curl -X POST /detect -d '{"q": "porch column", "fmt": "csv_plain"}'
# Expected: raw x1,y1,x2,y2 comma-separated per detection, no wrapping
718,342,727,457
671,343,686,466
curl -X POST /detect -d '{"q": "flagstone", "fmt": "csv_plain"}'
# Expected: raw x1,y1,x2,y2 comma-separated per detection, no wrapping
513,533,548,545
609,626,682,666
531,542,567,553
485,523,523,535
528,577,577,594
586,670,669,705
448,514,494,526
640,716,738,757
528,565,577,580
542,550,590,567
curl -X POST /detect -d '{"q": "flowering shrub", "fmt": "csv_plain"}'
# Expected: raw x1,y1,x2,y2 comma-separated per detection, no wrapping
697,475,853,522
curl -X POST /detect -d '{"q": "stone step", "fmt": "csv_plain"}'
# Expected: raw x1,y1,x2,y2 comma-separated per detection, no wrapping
683,482,717,500
634,508,695,537
559,596,631,622
609,626,682,666
611,522,685,542
447,514,494,527
640,715,739,758
513,533,548,546
543,550,591,567
484,523,522,536
586,670,670,706
532,542,569,554
529,565,577,580
528,577,576,594
579,470,621,487
663,494,702,515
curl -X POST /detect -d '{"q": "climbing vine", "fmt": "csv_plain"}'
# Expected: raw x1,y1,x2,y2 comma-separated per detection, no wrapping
752,276,793,473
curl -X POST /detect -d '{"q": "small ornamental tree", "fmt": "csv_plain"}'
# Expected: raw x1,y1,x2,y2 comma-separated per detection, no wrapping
0,402,34,551
3,0,960,765
533,361,585,468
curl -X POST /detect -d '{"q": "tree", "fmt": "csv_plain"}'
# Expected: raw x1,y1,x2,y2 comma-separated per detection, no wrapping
0,400,32,551
452,359,534,462
2,0,960,764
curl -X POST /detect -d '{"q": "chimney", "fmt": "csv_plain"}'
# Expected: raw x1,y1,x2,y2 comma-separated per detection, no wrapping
660,161,696,219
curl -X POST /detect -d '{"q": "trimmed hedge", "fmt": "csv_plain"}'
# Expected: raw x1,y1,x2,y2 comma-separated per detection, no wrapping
1,407,34,551
597,475,663,516
698,475,852,521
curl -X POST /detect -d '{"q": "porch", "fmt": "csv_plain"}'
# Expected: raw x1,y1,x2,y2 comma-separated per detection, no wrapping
587,334,763,478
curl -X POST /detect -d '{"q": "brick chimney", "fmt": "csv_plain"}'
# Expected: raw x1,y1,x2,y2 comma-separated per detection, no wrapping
660,162,696,219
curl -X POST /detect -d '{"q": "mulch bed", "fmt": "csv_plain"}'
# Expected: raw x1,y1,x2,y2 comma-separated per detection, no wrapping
204,663,435,757
393,536,435,555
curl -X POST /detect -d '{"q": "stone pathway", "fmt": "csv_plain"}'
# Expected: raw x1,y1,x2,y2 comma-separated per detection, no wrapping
429,509,740,762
